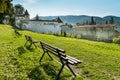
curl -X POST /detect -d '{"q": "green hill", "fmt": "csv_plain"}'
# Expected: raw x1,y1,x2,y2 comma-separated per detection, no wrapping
0,24,120,80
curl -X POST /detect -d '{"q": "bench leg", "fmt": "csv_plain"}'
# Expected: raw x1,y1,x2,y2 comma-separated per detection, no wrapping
28,43,32,48
33,43,37,48
39,52,46,62
24,41,28,46
66,64,76,77
56,64,65,80
47,52,53,60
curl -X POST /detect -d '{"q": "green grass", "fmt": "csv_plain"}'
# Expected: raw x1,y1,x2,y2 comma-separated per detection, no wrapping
0,24,120,80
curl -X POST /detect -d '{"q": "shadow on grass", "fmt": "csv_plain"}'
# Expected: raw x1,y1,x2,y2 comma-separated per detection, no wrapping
28,65,51,80
42,62,57,78
25,45,35,52
28,61,75,80
28,62,58,80
17,46,26,55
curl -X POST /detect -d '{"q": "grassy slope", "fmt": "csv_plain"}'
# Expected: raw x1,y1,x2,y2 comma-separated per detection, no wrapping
0,24,120,80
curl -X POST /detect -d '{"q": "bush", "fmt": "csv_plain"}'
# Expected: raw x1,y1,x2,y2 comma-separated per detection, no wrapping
77,34,81,39
71,34,75,38
58,32,61,36
66,33,71,37
112,37,120,44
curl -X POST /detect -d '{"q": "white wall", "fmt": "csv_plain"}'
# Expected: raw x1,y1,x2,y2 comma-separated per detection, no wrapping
25,21,63,34
65,26,116,41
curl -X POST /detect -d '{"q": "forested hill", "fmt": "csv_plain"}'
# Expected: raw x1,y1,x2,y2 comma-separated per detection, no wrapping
34,15,120,25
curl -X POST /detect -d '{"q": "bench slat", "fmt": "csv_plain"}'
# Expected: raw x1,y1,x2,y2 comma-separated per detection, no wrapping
40,41,81,65
41,42,66,57
41,42,65,52
67,56,81,63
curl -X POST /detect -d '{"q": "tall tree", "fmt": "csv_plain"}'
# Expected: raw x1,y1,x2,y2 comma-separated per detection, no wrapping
14,4,25,15
0,0,7,23
0,0,14,24
109,17,114,24
76,22,80,26
90,16,96,25
6,0,14,25
105,20,108,24
35,14,39,20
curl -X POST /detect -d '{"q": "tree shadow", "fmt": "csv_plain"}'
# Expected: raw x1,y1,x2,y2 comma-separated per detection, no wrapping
42,62,57,78
28,62,57,80
28,61,72,80
28,65,51,80
17,46,26,55
25,45,35,52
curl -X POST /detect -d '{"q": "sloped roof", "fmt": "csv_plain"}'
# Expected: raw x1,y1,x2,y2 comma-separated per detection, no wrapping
16,10,29,17
54,17,63,23
73,24,116,28
24,10,29,15
30,17,63,23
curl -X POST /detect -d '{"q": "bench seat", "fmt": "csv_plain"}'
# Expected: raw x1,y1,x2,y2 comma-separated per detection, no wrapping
39,41,82,80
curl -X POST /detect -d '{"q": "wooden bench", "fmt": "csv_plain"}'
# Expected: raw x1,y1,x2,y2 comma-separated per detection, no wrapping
14,30,22,37
24,35,38,48
39,41,82,80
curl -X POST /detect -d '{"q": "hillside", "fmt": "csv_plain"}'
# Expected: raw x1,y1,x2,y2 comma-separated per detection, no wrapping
0,24,120,80
37,15,120,25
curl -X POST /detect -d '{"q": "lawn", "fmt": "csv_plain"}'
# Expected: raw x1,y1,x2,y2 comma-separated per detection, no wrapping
0,24,120,80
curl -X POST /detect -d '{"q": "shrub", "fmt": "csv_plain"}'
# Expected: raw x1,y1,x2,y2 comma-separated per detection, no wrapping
77,34,81,39
66,33,71,37
58,32,61,36
71,34,75,38
112,37,120,44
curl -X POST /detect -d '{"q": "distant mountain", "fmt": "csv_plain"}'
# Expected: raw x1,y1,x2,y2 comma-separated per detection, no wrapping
32,15,120,25
103,16,120,24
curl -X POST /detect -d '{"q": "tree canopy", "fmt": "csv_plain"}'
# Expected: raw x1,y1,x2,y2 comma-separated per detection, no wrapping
109,17,114,24
14,4,25,15
90,16,96,25
0,0,14,24
35,14,39,20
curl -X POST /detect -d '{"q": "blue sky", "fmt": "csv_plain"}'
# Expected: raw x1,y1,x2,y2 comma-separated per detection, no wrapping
13,0,120,18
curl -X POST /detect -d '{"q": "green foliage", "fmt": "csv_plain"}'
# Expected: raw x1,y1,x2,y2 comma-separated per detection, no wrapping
14,4,25,15
1,24,120,80
0,0,14,24
66,33,71,37
35,14,39,20
109,17,114,24
112,37,120,44
90,16,96,25
76,22,81,26
58,32,62,36
77,34,81,39
71,34,75,38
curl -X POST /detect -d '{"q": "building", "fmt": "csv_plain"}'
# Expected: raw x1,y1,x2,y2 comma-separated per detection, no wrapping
64,24,120,41
15,10,120,42
25,17,64,34
15,10,29,28
15,10,64,34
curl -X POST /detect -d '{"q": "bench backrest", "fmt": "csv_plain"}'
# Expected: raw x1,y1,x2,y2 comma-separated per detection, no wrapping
25,35,32,42
15,30,21,35
40,41,67,60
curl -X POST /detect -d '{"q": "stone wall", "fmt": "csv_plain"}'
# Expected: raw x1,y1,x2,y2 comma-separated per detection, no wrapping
24,21,63,34
64,25,118,41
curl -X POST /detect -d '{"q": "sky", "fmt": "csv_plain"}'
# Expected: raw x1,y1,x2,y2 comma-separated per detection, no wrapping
13,0,120,18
